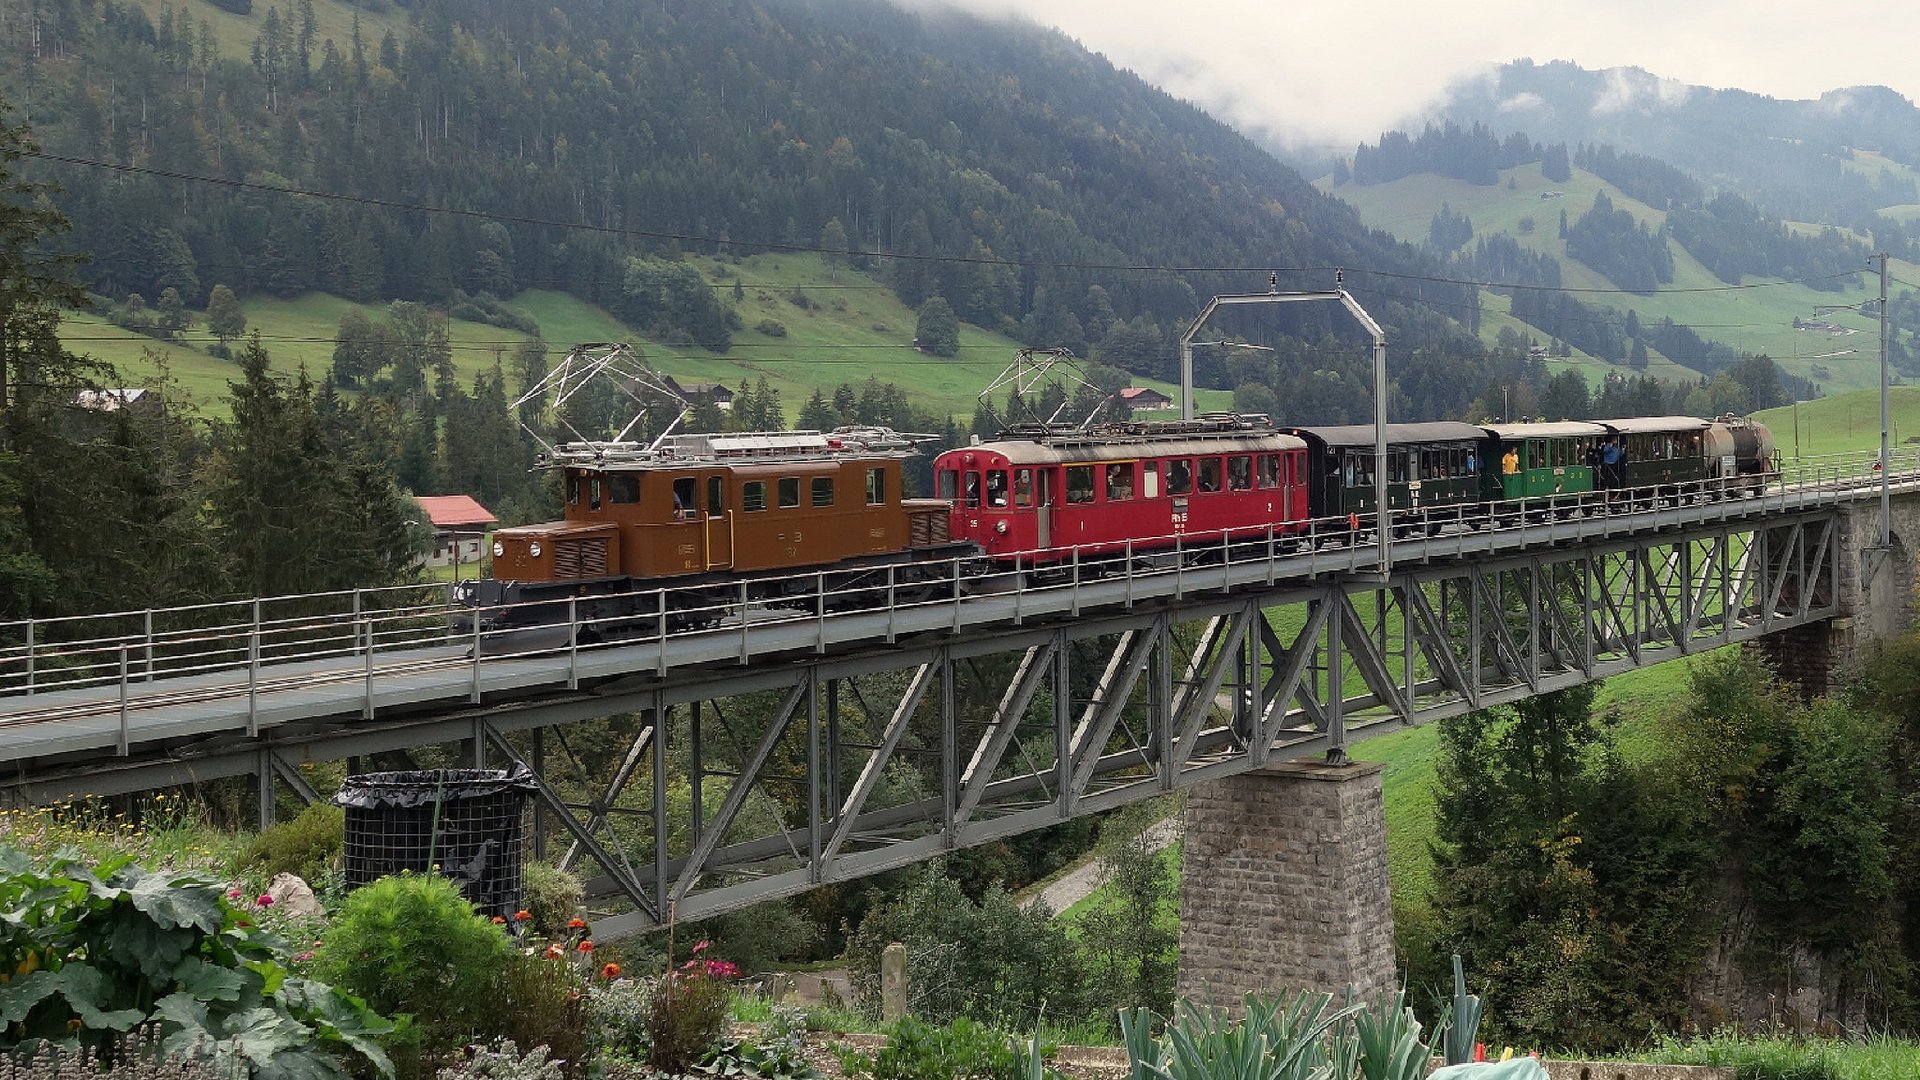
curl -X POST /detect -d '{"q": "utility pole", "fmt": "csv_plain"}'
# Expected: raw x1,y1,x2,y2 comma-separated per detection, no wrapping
1877,252,1891,548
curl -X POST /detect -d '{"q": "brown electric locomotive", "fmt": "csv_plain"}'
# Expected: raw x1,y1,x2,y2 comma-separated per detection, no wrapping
457,428,963,632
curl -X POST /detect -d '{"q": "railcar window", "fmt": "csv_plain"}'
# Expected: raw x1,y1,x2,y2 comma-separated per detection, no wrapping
1258,455,1279,488
812,477,834,507
1105,463,1134,501
1388,453,1408,484
937,471,958,500
1198,459,1222,492
670,477,694,515
1168,459,1192,495
1066,465,1095,504
1291,455,1303,486
589,477,602,511
1014,469,1034,507
707,477,724,517
1143,461,1161,498
866,468,886,505
964,473,980,509
743,482,767,512
612,475,640,504
567,473,581,505
778,477,800,509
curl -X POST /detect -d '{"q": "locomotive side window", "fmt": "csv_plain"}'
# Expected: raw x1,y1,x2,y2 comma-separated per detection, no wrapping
589,477,603,511
1105,463,1133,501
670,477,694,515
707,476,724,516
812,477,835,507
986,470,1009,506
964,473,980,508
743,482,768,512
1014,469,1035,507
778,477,801,508
1168,459,1192,495
1227,456,1251,491
1142,462,1161,498
1066,465,1095,504
866,468,886,505
1197,459,1221,493
937,470,958,500
568,472,582,505
612,475,640,504
1258,455,1279,488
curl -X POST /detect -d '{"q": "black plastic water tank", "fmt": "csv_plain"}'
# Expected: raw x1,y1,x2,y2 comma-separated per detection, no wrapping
334,766,537,918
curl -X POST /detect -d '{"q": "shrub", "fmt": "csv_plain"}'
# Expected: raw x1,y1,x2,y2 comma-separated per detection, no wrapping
584,977,651,1065
644,943,737,1074
311,872,515,1060
518,863,583,940
432,1038,564,1080
235,802,343,884
836,1016,1039,1080
483,949,587,1074
755,319,788,337
4,1026,243,1079
0,847,392,1079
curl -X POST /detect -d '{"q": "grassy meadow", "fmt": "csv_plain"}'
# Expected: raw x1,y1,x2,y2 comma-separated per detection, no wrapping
61,252,1228,423
1324,161,1920,396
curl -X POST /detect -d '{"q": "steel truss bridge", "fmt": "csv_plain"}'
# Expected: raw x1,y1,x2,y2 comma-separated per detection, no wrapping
0,454,1908,935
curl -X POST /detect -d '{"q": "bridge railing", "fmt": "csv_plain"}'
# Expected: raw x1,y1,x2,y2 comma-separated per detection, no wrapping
0,448,1914,719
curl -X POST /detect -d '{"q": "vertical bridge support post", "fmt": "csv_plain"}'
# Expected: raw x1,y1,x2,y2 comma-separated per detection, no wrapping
1177,760,1395,1005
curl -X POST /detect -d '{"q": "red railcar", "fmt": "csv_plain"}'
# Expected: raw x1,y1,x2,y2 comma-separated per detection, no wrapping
932,416,1312,565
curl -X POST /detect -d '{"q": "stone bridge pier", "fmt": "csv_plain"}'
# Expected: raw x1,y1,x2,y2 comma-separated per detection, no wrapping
1176,760,1396,1004
1750,492,1920,696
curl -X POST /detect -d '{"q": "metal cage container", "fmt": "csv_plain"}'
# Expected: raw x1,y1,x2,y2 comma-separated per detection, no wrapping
334,767,536,918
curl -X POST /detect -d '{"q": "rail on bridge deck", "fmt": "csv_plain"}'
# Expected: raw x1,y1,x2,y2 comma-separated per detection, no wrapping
0,451,1909,936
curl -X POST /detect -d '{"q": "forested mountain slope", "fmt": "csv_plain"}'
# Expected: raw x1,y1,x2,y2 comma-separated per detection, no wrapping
16,0,1486,400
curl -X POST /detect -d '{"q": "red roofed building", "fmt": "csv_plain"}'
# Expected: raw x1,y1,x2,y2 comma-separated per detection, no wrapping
415,495,500,569
1118,387,1173,412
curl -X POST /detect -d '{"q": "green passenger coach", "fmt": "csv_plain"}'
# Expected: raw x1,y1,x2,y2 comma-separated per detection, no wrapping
1287,423,1489,529
1478,421,1607,502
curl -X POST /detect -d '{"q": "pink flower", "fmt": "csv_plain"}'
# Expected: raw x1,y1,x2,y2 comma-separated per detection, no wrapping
704,959,739,979
293,951,315,963
227,888,243,900
691,939,710,955
256,894,274,908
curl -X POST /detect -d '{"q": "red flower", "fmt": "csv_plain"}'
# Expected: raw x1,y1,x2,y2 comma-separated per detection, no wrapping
491,916,507,924
226,888,243,900
545,943,566,959
513,910,532,921
577,940,595,953
256,894,274,908
601,962,621,979
567,918,587,930
704,959,739,979
691,938,711,955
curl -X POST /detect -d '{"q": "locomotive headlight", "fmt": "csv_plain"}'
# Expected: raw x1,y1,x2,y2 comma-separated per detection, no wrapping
995,521,1009,534
528,541,543,558
492,541,505,558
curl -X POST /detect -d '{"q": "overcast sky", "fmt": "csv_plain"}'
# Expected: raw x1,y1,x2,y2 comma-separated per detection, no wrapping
911,0,1916,151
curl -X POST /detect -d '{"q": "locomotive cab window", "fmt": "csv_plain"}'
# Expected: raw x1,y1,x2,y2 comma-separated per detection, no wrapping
1066,465,1095,504
986,470,1009,506
567,473,581,505
743,481,768,512
866,468,886,505
589,477,602,511
937,470,958,500
964,473,980,508
778,477,801,508
707,476,724,517
1168,459,1192,495
612,475,640,504
812,477,835,507
669,477,693,515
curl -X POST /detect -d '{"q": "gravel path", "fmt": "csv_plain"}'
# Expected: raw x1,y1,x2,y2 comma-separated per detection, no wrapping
1026,817,1180,914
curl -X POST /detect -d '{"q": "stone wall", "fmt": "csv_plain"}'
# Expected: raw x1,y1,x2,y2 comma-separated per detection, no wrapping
1177,760,1395,1005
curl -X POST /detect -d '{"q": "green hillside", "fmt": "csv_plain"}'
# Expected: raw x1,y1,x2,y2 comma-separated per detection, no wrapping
1324,162,1920,395
64,252,1229,421
1755,385,1920,457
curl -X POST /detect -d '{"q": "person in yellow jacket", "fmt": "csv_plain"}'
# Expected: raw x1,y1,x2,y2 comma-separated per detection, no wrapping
1501,446,1520,476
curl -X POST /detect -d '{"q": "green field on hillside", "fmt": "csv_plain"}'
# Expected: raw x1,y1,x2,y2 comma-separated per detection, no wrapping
60,252,1229,423
124,0,410,67
1755,384,1920,457
1324,163,1919,395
